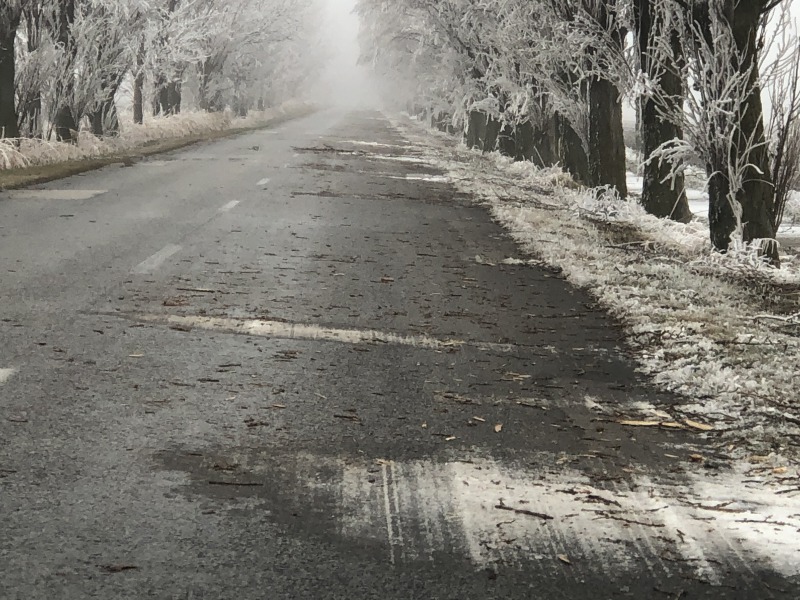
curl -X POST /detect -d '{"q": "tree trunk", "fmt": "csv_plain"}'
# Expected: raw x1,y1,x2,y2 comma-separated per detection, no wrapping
54,107,77,143
90,111,103,137
133,79,144,125
0,27,19,139
497,122,516,156
730,0,777,260
708,170,737,251
90,95,119,137
466,111,487,150
166,81,181,115
152,74,165,116
22,97,42,138
635,0,692,222
556,113,590,185
588,76,628,196
522,112,558,167
53,0,78,143
21,7,44,137
483,115,501,152
199,58,227,113
514,121,536,162
697,0,778,262
133,43,145,125
153,79,181,117
584,0,628,196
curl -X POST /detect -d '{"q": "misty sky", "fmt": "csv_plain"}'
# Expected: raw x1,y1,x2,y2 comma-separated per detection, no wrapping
321,0,799,117
318,0,379,107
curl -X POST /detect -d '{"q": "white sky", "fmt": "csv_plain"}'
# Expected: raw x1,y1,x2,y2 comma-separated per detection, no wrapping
317,0,797,117
316,0,380,108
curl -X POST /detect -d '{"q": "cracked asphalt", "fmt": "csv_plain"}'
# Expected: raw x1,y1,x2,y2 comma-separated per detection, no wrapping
0,110,796,599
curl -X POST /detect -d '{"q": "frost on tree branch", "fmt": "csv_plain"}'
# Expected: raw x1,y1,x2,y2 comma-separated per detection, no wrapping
642,0,797,263
1,0,325,143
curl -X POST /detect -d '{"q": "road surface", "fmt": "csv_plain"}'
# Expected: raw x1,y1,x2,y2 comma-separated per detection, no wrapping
1,110,796,599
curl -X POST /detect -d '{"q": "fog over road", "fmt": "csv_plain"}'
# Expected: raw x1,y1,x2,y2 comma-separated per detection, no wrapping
0,110,796,599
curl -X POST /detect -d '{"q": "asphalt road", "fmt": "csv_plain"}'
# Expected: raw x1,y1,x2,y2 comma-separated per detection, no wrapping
0,110,796,599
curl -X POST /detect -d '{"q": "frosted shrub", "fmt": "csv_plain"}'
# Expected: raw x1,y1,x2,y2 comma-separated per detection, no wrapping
576,186,645,222
0,140,29,170
0,103,305,172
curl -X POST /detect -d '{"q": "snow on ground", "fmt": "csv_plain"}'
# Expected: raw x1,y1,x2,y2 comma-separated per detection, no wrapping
628,171,800,249
283,451,800,580
393,115,800,462
0,100,312,171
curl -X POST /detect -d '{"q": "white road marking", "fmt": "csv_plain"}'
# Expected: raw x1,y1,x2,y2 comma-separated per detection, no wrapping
182,155,262,162
131,314,517,353
257,178,271,186
1,190,107,201
369,155,430,165
131,244,182,274
337,140,412,150
373,174,450,183
219,200,240,213
0,368,17,384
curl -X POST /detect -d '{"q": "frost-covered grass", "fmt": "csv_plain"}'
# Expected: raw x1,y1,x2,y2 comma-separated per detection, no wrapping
395,116,800,459
0,100,312,171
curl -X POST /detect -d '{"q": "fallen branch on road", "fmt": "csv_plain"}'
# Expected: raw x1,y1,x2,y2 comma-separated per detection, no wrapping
495,504,554,520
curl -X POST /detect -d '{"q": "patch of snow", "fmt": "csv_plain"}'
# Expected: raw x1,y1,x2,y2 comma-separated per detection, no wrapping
1,101,312,171
368,155,430,165
626,172,643,195
337,140,412,150
404,174,450,183
332,455,800,578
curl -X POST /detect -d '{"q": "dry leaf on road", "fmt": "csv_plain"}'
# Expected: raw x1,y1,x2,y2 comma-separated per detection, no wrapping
684,419,714,432
618,420,684,429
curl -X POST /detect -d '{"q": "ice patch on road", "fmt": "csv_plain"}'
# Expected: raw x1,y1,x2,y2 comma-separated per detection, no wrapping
1,189,107,201
130,314,519,353
403,174,449,182
338,140,413,150
335,456,800,579
368,155,430,165
0,368,17,384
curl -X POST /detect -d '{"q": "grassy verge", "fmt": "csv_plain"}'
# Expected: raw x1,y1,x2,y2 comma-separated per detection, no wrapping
396,114,800,461
0,104,316,190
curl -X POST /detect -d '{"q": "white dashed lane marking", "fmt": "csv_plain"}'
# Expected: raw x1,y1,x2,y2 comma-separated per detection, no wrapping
0,368,17,384
131,244,182,275
219,201,240,213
